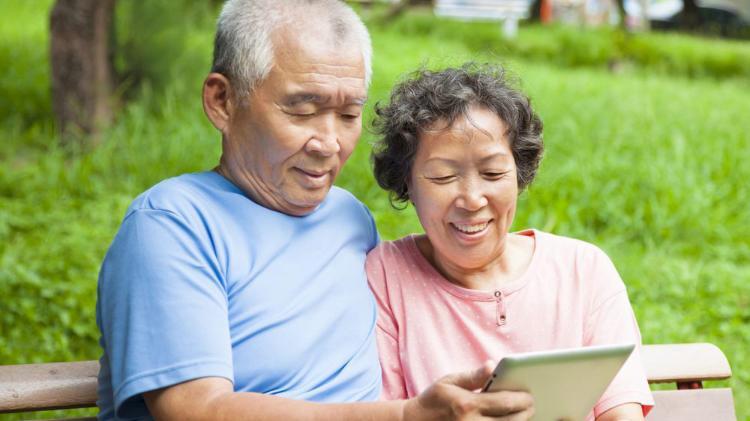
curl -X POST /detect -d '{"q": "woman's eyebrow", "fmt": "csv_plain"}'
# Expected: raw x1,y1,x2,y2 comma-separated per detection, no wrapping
423,157,459,166
479,152,512,163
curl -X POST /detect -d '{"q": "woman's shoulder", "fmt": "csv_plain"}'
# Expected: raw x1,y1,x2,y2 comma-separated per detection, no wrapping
368,234,422,262
531,229,609,259
530,230,624,295
365,235,428,297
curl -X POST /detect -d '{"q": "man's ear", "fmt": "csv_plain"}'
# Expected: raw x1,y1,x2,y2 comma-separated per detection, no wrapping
203,73,234,133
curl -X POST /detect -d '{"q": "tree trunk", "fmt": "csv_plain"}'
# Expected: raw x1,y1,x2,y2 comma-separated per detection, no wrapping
615,0,627,28
50,0,115,144
680,0,701,29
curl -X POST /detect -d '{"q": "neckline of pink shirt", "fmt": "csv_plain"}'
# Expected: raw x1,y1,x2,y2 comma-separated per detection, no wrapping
404,228,543,301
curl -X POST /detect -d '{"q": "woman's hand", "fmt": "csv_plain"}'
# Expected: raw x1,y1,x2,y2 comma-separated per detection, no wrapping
403,361,534,421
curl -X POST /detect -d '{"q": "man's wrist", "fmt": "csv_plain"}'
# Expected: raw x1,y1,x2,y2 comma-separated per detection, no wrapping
401,397,429,421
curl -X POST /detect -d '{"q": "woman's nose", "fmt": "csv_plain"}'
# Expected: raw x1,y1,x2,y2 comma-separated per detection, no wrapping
455,181,488,212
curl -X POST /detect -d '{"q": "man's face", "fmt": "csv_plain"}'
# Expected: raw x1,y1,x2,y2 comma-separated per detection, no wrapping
221,27,367,216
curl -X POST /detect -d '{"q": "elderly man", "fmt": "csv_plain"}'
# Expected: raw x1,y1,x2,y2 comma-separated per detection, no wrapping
96,1,534,420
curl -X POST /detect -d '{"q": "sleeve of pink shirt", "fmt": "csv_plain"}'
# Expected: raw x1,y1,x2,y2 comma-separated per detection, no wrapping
365,246,409,400
582,246,655,418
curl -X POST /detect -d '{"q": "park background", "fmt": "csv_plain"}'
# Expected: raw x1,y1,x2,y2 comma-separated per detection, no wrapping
0,0,748,419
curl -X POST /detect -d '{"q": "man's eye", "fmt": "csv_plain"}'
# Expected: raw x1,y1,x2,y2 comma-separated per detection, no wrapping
284,110,315,117
341,113,360,120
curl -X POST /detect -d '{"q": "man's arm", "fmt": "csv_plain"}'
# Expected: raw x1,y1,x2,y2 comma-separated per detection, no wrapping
144,363,534,421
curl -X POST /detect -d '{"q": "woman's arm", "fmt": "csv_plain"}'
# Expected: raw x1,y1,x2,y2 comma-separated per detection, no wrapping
596,402,644,421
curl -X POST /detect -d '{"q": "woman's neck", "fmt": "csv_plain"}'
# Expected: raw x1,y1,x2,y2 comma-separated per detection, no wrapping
416,233,535,291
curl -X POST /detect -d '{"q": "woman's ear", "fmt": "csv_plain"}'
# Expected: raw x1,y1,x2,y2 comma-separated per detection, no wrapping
202,73,234,133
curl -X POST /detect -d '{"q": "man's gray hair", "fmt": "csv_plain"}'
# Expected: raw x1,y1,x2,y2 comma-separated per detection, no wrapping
211,0,372,100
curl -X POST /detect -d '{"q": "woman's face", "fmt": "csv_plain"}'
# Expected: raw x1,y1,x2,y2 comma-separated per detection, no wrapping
409,106,518,272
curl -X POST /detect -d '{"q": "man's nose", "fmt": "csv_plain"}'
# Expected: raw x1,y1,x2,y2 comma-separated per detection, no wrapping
305,115,341,157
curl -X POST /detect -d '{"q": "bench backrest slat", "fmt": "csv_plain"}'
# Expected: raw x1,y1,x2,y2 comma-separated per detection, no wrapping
647,388,736,421
435,0,532,20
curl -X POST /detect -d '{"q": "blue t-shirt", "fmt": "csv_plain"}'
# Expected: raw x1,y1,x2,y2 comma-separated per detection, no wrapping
96,171,381,420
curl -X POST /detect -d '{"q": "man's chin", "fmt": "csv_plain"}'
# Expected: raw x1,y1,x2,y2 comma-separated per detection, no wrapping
282,190,330,216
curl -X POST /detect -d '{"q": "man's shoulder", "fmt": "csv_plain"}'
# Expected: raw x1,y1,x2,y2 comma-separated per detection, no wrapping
323,186,372,219
126,171,234,217
327,185,365,206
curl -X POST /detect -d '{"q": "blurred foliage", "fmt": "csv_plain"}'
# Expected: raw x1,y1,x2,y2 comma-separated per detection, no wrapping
373,11,750,81
1,1,749,419
114,0,218,99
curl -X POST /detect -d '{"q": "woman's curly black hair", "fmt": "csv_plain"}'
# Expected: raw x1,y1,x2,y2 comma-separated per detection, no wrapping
371,63,544,206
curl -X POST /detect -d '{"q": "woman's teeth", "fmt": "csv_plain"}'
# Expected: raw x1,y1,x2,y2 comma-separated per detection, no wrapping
453,222,488,233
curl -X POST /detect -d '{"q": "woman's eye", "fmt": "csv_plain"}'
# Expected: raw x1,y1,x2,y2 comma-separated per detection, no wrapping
484,172,506,179
427,175,456,183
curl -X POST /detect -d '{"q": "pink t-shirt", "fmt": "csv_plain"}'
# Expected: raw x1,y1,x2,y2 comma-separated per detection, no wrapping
366,229,653,419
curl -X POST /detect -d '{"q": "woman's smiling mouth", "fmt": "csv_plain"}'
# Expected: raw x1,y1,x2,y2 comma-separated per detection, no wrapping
450,220,492,235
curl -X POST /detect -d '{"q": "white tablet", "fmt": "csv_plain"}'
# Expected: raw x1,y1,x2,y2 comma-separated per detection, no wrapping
482,343,635,420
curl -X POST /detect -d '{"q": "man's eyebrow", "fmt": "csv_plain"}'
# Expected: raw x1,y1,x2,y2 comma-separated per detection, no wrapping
283,93,321,106
282,93,368,106
349,97,367,106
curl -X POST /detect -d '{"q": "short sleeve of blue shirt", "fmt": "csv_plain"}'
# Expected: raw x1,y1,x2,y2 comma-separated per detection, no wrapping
96,172,381,420
97,207,234,418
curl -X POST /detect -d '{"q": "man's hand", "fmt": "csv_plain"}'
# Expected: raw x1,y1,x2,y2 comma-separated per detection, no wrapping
403,361,534,421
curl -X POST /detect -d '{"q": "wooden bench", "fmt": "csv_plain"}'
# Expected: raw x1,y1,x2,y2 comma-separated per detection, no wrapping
434,0,534,37
642,343,736,420
0,343,735,420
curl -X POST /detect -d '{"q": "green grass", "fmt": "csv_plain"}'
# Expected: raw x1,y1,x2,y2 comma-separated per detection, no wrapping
1,1,749,419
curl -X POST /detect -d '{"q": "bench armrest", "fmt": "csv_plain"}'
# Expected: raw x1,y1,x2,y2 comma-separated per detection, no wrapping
642,343,732,385
0,360,99,413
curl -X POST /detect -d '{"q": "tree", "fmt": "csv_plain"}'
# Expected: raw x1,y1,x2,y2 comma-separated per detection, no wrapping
50,0,116,144
679,0,701,28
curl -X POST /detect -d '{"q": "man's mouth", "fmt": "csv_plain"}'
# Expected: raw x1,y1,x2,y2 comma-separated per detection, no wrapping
298,169,328,178
294,167,331,187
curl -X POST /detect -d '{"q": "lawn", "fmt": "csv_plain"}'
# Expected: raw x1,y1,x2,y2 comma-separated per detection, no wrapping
1,1,748,419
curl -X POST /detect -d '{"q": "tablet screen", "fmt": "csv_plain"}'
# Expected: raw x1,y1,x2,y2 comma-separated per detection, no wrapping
483,344,635,420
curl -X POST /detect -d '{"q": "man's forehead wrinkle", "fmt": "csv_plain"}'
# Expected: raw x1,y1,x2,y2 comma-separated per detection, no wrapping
283,62,365,79
298,61,363,70
294,75,367,86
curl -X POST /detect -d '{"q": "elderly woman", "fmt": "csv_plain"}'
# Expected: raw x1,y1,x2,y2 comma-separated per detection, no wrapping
367,64,654,421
